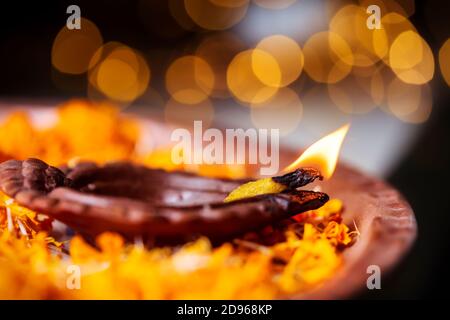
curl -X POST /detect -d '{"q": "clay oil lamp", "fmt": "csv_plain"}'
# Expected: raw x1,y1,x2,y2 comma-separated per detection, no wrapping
0,104,417,299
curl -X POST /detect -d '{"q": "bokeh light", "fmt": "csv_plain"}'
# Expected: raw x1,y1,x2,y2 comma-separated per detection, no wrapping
184,0,249,30
439,38,450,87
51,18,103,74
389,31,434,84
255,35,304,87
166,55,215,104
88,42,150,102
227,49,280,104
303,31,353,84
386,77,432,123
328,66,383,114
49,1,438,130
373,12,417,62
168,0,198,32
330,5,381,67
358,0,415,18
251,49,282,87
210,0,249,8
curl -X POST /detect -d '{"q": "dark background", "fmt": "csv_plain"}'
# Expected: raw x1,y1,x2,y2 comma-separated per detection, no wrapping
0,0,449,299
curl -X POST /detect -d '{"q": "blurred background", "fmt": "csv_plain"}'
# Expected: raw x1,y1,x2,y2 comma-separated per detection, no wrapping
0,0,449,298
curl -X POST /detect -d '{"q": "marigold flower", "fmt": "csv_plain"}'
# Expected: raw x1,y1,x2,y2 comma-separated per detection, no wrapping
323,221,352,246
0,101,357,299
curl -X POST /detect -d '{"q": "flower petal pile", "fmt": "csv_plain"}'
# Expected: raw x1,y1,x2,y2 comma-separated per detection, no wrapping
0,101,356,299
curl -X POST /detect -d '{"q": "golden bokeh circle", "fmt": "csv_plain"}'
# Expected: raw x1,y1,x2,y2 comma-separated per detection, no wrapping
166,55,215,105
389,31,434,84
256,35,304,87
386,77,432,123
358,0,415,18
88,43,150,102
210,0,249,8
168,0,197,32
52,18,103,74
251,49,282,87
439,38,450,87
184,0,249,30
227,49,280,104
328,66,384,114
330,5,381,67
303,31,354,84
96,59,138,101
373,12,417,62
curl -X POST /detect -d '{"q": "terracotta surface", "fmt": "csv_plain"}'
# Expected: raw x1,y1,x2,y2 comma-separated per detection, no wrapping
280,150,417,299
0,102,417,299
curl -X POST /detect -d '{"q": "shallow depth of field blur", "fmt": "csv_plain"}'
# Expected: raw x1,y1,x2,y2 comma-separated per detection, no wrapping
0,0,450,298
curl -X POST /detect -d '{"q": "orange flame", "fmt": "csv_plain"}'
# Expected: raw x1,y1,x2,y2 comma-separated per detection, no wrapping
284,124,350,179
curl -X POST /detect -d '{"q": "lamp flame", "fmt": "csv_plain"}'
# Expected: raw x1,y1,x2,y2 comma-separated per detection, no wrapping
284,124,350,179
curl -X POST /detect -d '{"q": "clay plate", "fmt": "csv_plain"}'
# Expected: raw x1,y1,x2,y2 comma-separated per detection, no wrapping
0,102,417,299
279,150,417,299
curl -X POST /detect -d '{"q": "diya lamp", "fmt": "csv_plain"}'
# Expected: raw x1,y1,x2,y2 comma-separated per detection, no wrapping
0,115,417,299
0,104,417,299
0,123,349,245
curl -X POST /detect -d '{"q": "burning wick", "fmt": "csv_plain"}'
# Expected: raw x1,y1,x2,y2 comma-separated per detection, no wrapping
224,124,350,203
224,168,322,202
284,124,350,179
